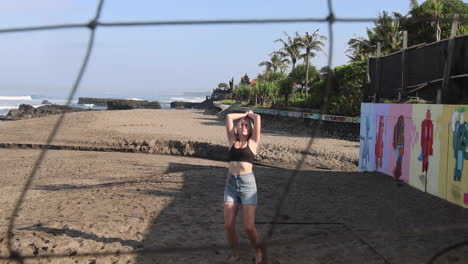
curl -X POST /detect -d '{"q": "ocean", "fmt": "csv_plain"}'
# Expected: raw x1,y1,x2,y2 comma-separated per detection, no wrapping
0,93,210,116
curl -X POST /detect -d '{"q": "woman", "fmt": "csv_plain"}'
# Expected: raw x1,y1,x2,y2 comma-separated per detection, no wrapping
224,110,262,263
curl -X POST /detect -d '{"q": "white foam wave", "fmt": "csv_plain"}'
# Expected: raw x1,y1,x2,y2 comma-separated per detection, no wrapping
0,106,14,110
170,97,204,103
126,98,144,101
0,104,43,110
0,95,33,100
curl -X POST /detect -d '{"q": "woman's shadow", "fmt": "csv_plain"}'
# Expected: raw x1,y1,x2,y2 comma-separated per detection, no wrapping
134,162,294,263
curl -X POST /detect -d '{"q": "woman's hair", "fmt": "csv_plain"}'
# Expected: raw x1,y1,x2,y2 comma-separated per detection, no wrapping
234,117,253,140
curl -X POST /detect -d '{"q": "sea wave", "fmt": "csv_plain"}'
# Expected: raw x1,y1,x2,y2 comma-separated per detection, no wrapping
0,95,33,100
170,97,204,103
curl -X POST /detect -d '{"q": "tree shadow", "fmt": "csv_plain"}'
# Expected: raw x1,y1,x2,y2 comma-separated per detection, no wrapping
17,224,143,249
31,179,182,191
200,121,224,127
133,163,468,263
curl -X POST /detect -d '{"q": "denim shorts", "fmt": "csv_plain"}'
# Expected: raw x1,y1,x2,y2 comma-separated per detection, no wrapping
224,172,257,205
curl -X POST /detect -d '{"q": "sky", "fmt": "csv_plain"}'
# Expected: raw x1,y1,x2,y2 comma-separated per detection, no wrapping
0,0,415,99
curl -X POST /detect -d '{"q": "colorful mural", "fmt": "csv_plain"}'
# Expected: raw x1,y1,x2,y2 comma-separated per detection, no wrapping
359,103,468,208
360,116,372,170
420,110,433,174
375,115,384,170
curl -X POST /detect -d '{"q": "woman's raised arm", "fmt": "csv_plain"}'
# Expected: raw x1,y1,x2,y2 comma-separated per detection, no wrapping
226,112,248,143
247,111,261,143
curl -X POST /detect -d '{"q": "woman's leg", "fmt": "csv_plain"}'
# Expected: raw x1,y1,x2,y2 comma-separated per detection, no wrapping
242,205,262,263
224,202,240,261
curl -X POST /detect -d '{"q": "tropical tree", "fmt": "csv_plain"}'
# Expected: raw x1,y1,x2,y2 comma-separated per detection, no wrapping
327,61,368,116
347,11,403,61
274,32,302,70
297,30,327,96
257,71,287,82
459,24,468,35
279,77,295,104
288,64,319,93
403,0,468,46
232,84,252,103
347,34,374,62
373,11,403,51
240,74,250,85
410,0,419,10
258,52,290,73
217,82,229,90
431,0,444,41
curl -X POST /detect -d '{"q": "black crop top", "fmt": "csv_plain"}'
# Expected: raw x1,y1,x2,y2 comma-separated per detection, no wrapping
228,141,255,164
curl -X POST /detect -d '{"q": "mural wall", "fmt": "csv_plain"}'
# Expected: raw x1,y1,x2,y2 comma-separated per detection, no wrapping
359,103,468,208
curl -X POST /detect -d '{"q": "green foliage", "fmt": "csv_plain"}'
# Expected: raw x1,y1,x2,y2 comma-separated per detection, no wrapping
217,99,236,105
347,11,404,62
240,74,250,85
275,32,302,69
254,78,284,106
258,71,287,82
382,99,399,103
278,77,295,103
288,93,322,109
403,0,468,46
327,61,367,116
232,84,252,103
258,53,289,73
217,82,229,90
347,0,468,60
456,107,467,113
231,78,284,107
404,97,430,104
288,64,319,85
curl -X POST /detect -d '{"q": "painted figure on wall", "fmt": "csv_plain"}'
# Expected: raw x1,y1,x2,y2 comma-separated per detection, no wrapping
419,110,434,172
375,116,385,169
393,115,405,179
360,116,372,170
451,108,468,182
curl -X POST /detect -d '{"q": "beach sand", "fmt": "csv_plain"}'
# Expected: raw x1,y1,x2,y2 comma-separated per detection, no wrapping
1,149,468,263
0,109,358,170
0,110,468,263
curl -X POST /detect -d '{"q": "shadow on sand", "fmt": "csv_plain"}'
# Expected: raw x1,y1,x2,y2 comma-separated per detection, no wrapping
131,163,468,264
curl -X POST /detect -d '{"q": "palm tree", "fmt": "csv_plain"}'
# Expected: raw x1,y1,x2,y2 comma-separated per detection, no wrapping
373,11,403,51
346,11,402,61
430,0,444,41
274,32,302,70
410,0,419,10
347,33,374,62
297,30,327,96
459,24,468,36
258,52,290,73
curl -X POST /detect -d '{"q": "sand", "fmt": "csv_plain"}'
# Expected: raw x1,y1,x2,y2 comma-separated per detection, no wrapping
1,110,468,263
0,109,359,170
1,149,468,263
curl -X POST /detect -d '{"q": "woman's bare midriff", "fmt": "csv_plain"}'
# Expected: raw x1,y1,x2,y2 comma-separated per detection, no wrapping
229,161,253,175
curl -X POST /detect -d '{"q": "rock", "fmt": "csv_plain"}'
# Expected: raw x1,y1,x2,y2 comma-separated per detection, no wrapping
170,101,198,109
5,104,86,120
79,97,161,110
107,100,161,110
211,89,230,101
78,97,112,106
41,100,52,104
0,114,13,121
193,98,214,109
18,104,35,114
